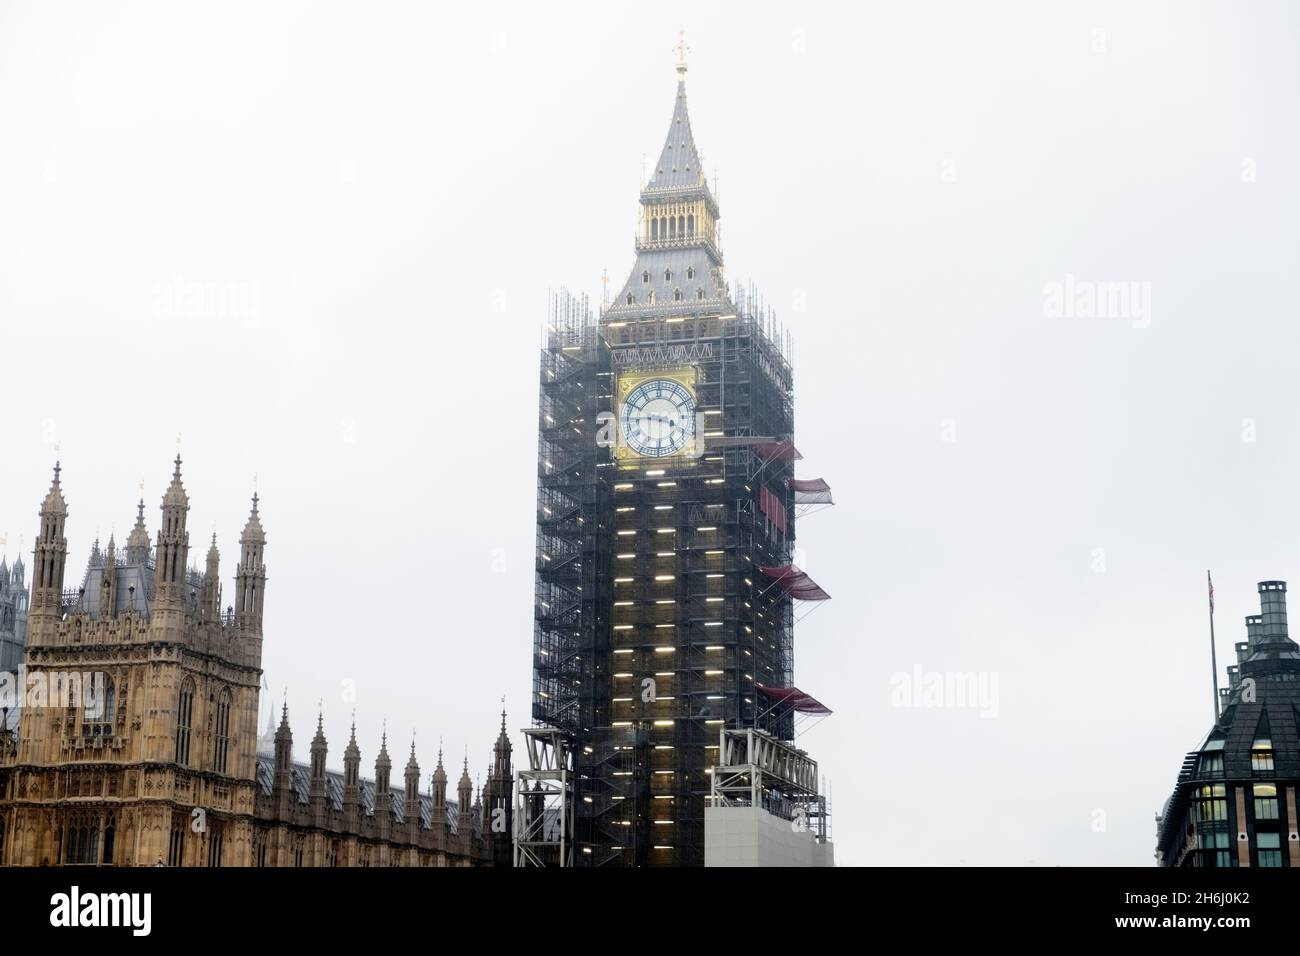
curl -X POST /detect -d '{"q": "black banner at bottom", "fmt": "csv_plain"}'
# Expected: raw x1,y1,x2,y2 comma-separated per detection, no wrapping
0,865,1289,941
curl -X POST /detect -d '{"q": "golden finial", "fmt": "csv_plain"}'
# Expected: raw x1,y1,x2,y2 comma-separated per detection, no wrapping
675,28,689,78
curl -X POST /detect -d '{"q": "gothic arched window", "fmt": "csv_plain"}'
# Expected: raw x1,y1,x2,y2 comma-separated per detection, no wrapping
687,267,695,280
642,270,649,284
175,679,195,767
214,690,231,775
664,269,672,282
65,826,79,864
626,293,634,305
102,819,115,865
697,288,705,300
688,215,695,236
673,289,683,302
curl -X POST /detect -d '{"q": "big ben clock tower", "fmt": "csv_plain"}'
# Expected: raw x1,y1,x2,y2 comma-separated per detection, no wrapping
529,47,831,867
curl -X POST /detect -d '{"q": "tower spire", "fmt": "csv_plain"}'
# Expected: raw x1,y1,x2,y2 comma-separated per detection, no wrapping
235,488,267,631
154,454,190,612
32,461,69,615
605,54,727,321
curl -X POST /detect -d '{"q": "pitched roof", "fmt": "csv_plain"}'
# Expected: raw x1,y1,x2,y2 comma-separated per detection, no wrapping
645,80,704,193
254,753,480,836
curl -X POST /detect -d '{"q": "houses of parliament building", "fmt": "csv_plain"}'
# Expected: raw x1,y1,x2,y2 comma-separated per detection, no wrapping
0,460,512,867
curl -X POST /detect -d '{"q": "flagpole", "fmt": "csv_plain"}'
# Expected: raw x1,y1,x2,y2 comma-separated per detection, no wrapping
1207,570,1220,720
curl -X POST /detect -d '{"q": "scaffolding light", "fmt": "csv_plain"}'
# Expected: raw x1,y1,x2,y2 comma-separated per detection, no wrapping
654,504,672,510
617,553,635,559
646,469,665,476
654,574,674,581
705,645,723,651
654,646,674,654
704,670,723,676
613,649,634,655
614,672,633,678
617,506,636,513
696,526,717,532
653,720,674,727
657,481,677,487
614,577,633,583
617,529,636,536
614,624,633,630
615,483,634,490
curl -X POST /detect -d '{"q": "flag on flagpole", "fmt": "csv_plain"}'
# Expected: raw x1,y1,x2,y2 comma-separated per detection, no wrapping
1207,570,1215,614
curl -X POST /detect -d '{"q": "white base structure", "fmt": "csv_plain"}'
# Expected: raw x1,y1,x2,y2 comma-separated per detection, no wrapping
705,805,834,867
706,727,833,867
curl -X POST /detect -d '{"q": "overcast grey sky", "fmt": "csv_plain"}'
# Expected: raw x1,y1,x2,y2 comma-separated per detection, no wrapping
2,0,1298,866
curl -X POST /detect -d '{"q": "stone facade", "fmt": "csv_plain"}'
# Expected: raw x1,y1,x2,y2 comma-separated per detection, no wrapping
0,552,29,731
0,460,511,867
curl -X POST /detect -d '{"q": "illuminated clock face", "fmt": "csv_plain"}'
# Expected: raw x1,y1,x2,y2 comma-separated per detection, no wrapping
621,378,696,457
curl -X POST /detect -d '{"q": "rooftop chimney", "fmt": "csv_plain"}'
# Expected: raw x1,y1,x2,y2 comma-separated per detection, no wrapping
1257,581,1288,643
1245,614,1263,646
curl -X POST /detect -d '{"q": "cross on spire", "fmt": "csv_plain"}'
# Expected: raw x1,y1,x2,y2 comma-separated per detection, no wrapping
675,28,689,77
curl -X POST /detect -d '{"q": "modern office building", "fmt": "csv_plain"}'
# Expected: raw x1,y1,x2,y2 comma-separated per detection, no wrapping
1155,581,1300,867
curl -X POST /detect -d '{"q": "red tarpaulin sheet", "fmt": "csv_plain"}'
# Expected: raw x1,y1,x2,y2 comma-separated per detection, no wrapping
756,684,833,715
760,485,787,533
788,477,833,505
704,436,802,462
758,565,831,601
750,439,802,462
